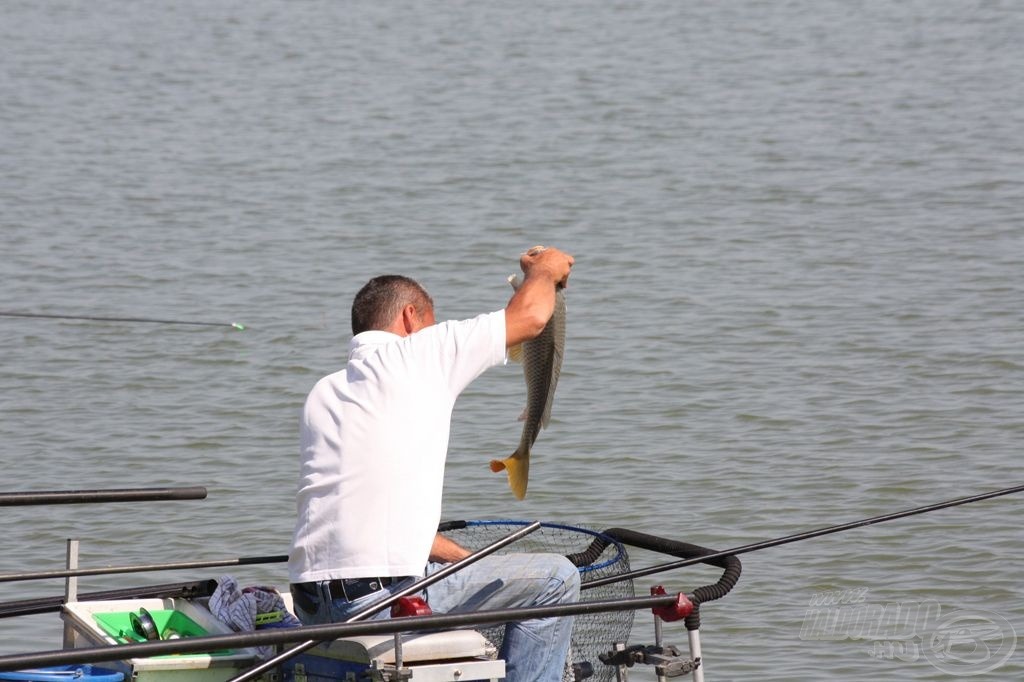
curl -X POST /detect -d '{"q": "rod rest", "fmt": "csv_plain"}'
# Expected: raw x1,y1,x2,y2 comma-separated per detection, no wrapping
600,528,742,630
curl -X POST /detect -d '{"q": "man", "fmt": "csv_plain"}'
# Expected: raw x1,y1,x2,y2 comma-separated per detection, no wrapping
288,246,579,682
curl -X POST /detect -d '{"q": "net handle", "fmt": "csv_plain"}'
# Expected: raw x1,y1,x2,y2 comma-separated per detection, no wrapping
438,519,629,573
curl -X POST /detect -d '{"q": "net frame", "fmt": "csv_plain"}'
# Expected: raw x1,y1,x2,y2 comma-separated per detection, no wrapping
439,520,634,682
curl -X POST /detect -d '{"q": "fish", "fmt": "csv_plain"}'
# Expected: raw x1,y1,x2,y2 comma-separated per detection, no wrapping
489,274,566,499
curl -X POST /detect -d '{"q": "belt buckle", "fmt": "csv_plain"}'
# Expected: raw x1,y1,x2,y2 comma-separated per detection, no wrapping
338,578,379,601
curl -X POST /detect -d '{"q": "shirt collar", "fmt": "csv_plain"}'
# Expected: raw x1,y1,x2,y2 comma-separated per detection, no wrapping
348,330,402,361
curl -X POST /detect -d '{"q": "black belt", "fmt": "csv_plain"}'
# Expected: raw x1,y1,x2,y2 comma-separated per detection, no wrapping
290,577,413,613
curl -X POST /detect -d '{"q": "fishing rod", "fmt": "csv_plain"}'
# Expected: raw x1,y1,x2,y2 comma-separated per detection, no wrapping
0,554,286,585
0,593,678,672
0,486,207,507
0,580,217,619
0,310,245,330
585,482,1024,590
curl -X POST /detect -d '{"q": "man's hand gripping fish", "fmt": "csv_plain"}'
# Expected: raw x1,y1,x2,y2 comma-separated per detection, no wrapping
490,264,567,499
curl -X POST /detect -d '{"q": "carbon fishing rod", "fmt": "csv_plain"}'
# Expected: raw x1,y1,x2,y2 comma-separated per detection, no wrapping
0,580,217,619
0,310,245,330
585,482,1024,590
0,554,286,585
0,486,207,507
0,593,677,672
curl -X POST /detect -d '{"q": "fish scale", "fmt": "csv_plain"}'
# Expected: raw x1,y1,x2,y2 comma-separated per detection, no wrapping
490,275,566,499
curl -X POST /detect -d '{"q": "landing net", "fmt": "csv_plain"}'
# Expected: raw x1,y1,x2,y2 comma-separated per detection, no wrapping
440,520,633,682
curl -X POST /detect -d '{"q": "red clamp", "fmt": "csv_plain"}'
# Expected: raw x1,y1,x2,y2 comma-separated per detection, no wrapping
650,585,694,622
391,596,432,618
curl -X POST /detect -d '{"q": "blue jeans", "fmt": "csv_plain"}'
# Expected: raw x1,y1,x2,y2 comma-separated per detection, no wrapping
292,553,581,682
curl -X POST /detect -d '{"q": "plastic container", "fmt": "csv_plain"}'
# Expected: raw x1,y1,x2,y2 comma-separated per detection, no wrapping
0,664,125,681
93,608,212,643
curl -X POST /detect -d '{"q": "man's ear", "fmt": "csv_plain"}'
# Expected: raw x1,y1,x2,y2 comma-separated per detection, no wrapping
400,304,418,335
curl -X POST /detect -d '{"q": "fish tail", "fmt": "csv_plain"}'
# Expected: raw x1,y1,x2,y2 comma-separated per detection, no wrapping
489,449,530,500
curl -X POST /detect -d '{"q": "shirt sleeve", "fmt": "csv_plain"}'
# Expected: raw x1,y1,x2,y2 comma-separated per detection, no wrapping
431,309,507,397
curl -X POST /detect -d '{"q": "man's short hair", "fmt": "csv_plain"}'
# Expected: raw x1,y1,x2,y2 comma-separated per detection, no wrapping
351,275,434,335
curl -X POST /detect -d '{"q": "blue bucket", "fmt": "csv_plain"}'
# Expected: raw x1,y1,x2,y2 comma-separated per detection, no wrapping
0,665,124,682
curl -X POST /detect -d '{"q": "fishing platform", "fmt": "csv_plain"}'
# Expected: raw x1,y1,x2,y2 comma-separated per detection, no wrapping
4,483,1020,681
0,487,742,682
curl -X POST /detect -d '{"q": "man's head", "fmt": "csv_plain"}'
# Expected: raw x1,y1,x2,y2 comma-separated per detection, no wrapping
351,275,435,336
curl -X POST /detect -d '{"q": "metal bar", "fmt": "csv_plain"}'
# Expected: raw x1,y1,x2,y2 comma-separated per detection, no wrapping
228,520,545,682
62,540,79,649
688,629,704,682
0,554,286,584
586,482,1024,589
0,487,208,507
0,594,677,672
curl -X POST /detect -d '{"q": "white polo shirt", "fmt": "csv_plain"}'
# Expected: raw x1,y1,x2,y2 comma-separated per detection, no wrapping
288,310,507,583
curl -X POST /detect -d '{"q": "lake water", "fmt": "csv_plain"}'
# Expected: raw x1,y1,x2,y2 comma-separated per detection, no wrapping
2,0,1023,679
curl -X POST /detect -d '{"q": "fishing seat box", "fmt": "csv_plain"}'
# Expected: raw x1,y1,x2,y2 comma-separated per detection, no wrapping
280,631,504,682
276,593,505,682
61,594,504,682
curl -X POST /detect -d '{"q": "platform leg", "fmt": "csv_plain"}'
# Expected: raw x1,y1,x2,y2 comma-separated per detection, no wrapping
687,629,703,682
62,539,79,649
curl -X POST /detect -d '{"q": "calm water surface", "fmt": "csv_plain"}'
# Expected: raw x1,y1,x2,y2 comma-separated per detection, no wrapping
2,1,1023,679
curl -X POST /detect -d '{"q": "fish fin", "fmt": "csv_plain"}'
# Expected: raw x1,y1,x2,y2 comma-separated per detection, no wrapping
489,452,529,500
508,343,524,364
517,407,528,422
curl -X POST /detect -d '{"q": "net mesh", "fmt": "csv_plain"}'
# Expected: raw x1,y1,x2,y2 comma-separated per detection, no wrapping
440,520,633,682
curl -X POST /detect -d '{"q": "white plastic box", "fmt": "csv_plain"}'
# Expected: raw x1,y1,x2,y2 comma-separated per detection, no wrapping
61,598,259,682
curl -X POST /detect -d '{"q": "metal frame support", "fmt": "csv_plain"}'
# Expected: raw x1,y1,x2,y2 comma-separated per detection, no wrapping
687,629,703,682
62,539,79,649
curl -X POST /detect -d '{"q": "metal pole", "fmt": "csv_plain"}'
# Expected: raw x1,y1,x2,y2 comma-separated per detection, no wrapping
688,630,703,682
61,539,79,649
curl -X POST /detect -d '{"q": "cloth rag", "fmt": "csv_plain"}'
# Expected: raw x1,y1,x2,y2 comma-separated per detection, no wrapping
209,574,301,659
